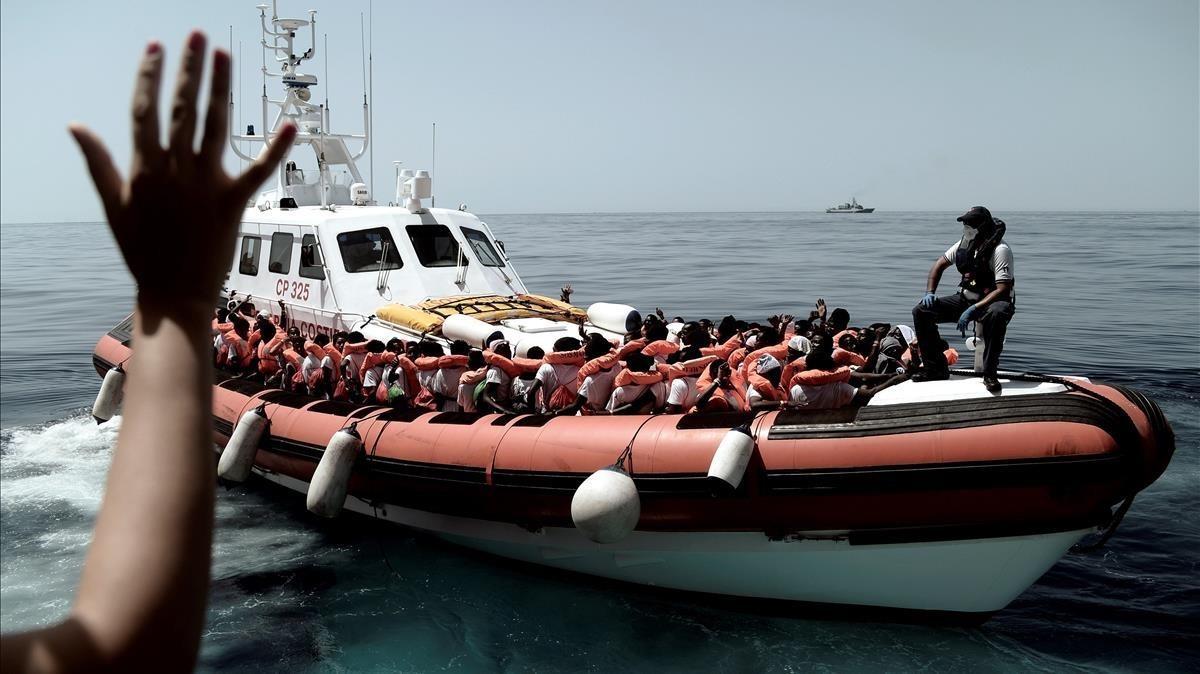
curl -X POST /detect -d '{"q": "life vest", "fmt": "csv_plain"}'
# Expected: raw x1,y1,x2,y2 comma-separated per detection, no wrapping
544,348,586,366
223,330,253,367
700,334,743,360
832,348,866,368
482,351,541,378
728,347,749,371
696,365,748,412
955,218,1006,297
741,343,790,380
791,366,852,388
577,352,619,382
667,355,719,380
616,338,647,359
640,340,679,360
780,356,806,388
614,366,667,387
539,351,584,411
900,347,959,367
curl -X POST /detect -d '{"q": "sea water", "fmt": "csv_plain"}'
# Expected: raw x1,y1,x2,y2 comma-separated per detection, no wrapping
2,212,1197,671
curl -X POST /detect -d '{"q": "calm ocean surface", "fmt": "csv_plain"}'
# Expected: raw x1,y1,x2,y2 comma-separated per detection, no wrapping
1,212,1198,672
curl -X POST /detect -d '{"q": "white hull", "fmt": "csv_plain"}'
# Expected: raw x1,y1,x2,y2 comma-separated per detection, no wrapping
256,470,1089,615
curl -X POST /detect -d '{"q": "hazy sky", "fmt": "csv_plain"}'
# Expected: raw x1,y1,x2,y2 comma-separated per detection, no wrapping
1,0,1196,222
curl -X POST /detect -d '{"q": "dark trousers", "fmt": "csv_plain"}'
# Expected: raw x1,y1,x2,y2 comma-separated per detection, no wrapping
911,292,1014,375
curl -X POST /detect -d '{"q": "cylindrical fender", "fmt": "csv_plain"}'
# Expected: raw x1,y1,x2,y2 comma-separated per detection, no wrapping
306,424,363,518
707,424,755,494
217,404,269,483
92,364,125,424
587,302,642,335
570,465,641,543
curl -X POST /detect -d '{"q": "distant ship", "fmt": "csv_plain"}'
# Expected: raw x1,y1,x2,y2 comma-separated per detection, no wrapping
826,197,874,213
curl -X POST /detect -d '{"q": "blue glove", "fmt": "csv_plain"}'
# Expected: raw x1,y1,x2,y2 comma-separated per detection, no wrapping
957,305,979,336
919,292,936,309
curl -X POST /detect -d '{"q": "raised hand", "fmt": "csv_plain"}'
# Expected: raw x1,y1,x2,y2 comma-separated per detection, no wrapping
70,33,296,318
560,283,573,303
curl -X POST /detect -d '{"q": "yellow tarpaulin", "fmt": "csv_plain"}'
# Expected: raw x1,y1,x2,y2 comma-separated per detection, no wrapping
376,294,586,334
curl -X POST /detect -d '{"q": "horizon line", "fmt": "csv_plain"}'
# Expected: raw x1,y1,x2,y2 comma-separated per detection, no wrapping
4,208,1198,226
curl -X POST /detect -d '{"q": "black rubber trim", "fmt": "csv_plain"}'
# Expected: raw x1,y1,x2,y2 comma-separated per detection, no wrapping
365,456,486,484
764,453,1129,493
429,412,485,425
106,314,134,345
249,432,487,485
377,408,429,423
259,390,315,409
490,414,521,426
214,416,233,437
769,392,1134,443
349,406,385,420
307,400,365,417
772,407,861,427
512,415,556,428
218,378,274,397
92,355,113,378
491,469,712,494
675,411,757,430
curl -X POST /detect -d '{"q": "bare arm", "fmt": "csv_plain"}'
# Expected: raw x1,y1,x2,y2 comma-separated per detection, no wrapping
973,280,1013,310
926,256,952,294
1,33,294,672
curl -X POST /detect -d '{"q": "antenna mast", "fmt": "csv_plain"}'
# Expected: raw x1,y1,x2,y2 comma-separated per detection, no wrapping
431,122,436,209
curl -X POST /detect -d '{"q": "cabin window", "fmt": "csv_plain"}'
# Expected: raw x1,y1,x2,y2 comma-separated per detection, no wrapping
406,224,467,268
238,236,262,275
268,232,294,274
336,227,403,273
461,227,504,267
299,234,325,280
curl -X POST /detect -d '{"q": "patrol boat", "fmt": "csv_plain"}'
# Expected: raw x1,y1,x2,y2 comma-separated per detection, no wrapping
90,2,1175,620
826,197,875,213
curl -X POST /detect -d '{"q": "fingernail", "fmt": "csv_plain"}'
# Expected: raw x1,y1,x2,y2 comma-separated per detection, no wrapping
188,31,205,49
146,41,161,55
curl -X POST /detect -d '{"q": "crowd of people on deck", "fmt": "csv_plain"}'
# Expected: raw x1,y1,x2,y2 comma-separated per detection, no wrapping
211,294,962,415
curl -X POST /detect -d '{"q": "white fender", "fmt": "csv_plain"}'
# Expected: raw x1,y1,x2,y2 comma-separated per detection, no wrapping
442,314,504,349
306,425,363,518
707,425,755,493
217,404,269,483
570,466,641,543
92,364,125,424
586,302,642,335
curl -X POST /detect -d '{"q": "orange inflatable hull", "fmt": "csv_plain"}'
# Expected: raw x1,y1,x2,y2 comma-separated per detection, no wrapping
93,330,1174,543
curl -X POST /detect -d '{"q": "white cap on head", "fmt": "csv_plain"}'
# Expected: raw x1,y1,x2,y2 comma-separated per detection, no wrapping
256,310,270,320
896,325,917,345
756,354,782,373
787,335,812,354
487,337,509,351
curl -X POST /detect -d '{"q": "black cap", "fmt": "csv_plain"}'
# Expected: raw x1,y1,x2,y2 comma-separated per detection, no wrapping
956,206,993,225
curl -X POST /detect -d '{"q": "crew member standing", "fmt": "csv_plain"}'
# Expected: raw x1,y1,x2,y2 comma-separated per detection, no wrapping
912,206,1014,392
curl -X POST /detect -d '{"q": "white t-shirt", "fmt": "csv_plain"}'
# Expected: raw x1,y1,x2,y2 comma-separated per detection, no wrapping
457,374,479,412
417,368,438,396
343,352,367,383
300,353,322,382
484,366,512,404
607,382,667,412
432,367,465,412
535,362,581,411
578,367,620,410
511,375,536,405
362,366,383,389
667,377,701,409
746,385,764,406
789,382,858,410
943,241,1014,283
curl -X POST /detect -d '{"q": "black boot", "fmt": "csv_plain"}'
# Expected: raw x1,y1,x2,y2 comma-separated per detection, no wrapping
983,374,1002,393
